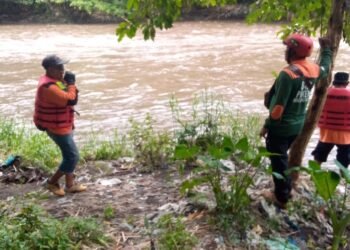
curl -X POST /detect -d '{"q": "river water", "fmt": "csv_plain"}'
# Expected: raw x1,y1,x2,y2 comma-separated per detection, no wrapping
1,22,350,164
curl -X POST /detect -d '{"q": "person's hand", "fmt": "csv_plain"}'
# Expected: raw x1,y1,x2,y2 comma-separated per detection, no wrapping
64,71,76,85
259,126,268,138
319,37,331,49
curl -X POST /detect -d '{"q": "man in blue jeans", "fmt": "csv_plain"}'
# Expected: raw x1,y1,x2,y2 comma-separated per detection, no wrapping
34,55,86,196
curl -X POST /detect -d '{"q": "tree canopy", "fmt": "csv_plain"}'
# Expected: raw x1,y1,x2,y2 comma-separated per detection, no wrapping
114,0,350,45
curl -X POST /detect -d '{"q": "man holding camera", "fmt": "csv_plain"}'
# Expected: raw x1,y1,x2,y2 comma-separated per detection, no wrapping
34,54,86,196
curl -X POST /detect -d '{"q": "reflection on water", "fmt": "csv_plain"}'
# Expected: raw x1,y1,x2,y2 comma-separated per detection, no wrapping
1,22,349,165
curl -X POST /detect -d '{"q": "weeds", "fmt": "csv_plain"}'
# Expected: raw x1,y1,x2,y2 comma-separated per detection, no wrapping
0,203,110,249
80,129,131,161
176,136,269,237
156,214,198,250
171,92,266,238
103,204,116,220
128,114,174,172
289,160,350,250
0,118,60,172
170,92,225,153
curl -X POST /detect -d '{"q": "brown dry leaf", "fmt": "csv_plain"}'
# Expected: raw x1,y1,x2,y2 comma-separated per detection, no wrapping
187,210,205,220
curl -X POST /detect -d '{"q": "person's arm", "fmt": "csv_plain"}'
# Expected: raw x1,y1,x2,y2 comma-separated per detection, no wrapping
318,37,333,79
269,72,293,120
261,71,292,137
43,84,77,106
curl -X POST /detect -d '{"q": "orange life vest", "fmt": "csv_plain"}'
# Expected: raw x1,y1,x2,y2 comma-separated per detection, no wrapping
318,87,350,131
33,75,74,131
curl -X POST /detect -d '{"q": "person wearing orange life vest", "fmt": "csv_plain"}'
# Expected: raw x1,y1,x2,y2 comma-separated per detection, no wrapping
312,72,350,169
260,34,333,209
34,54,86,196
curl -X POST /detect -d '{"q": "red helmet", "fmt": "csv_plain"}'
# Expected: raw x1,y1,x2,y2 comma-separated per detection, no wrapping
283,34,313,57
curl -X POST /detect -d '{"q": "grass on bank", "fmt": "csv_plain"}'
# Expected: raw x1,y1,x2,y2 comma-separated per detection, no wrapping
0,94,266,248
0,93,263,173
0,202,110,250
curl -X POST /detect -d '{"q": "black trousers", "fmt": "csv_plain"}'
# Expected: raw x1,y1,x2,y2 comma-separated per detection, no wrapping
266,133,297,203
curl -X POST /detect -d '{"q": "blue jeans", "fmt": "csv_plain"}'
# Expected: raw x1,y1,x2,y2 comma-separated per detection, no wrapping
47,132,79,173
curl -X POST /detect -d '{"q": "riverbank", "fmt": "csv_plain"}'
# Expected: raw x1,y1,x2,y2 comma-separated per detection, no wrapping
1,99,350,248
0,2,249,24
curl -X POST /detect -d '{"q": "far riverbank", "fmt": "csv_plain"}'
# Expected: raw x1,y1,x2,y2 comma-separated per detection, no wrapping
0,1,249,24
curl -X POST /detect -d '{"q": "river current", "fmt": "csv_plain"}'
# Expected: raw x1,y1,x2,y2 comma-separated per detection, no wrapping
1,22,350,164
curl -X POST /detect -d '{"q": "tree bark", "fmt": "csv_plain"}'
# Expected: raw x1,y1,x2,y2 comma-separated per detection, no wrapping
288,0,345,169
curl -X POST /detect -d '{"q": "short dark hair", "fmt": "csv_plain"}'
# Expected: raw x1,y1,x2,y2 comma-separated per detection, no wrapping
42,54,68,70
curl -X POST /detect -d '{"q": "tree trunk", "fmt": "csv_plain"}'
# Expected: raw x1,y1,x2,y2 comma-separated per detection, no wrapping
288,0,345,169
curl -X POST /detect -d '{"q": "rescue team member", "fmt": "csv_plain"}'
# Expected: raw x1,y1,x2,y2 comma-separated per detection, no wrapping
312,72,350,169
260,34,332,209
34,54,86,196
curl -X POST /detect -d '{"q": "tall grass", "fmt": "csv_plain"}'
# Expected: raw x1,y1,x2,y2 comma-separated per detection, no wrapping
170,91,264,150
0,92,264,173
0,203,110,249
80,129,132,161
0,118,60,172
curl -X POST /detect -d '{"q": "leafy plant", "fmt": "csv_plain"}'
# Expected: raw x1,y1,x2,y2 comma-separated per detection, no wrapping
176,136,270,235
170,92,225,154
0,203,110,249
80,129,131,161
128,114,174,172
0,117,60,172
103,204,116,220
116,0,238,40
156,214,198,250
292,160,350,250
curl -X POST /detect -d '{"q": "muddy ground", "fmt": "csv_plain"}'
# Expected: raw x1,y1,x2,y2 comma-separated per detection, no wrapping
0,159,349,249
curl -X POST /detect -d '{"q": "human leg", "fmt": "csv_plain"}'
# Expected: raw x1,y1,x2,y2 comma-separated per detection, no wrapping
336,144,350,168
266,133,296,204
47,132,85,192
311,141,333,165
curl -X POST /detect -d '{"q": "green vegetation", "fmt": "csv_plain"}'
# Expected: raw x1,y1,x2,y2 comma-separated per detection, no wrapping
0,203,110,249
171,92,266,239
128,114,174,172
290,161,350,250
156,214,198,250
2,93,350,248
144,214,198,249
80,129,131,161
103,204,116,220
0,118,60,172
51,0,127,16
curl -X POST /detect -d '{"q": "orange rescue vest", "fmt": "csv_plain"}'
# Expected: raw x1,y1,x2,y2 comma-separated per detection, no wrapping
33,75,74,131
318,87,350,131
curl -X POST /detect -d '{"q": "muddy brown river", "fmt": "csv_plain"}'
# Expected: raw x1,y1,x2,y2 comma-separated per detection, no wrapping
1,22,350,164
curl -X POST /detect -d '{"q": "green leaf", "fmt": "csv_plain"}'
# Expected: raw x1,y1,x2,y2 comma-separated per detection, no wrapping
312,171,340,201
208,145,231,159
257,146,273,157
235,137,249,152
174,144,199,160
180,177,208,194
272,172,285,180
222,136,234,152
308,160,321,171
334,160,350,183
127,0,135,10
